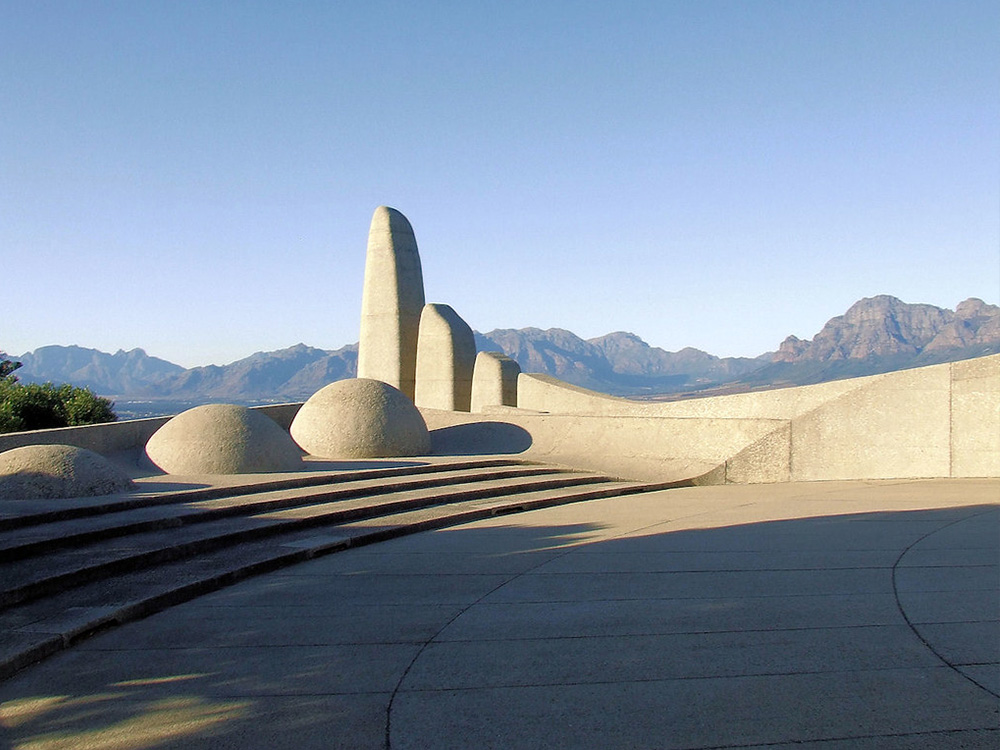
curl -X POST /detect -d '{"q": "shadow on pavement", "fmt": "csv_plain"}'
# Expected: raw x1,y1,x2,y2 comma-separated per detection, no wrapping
0,502,996,749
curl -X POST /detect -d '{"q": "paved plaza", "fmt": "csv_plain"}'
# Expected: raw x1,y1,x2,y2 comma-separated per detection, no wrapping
0,478,997,749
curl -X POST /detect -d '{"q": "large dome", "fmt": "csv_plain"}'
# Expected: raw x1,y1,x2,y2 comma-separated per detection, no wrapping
0,444,135,500
290,378,431,459
145,404,303,475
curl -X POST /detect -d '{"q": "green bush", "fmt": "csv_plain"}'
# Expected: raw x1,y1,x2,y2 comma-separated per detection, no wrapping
0,358,20,379
0,378,117,433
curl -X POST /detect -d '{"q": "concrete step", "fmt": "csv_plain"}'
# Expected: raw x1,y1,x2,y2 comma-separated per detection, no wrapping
0,470,615,608
0,473,667,679
0,463,566,562
0,457,527,531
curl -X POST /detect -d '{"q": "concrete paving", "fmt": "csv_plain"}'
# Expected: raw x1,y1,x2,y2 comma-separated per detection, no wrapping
0,478,996,749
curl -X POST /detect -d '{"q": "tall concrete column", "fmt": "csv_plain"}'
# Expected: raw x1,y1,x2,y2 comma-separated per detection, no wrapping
357,206,425,400
414,303,476,412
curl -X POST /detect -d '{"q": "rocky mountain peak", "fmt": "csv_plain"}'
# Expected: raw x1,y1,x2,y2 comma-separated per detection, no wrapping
841,294,905,320
773,335,809,363
955,297,998,319
771,297,997,364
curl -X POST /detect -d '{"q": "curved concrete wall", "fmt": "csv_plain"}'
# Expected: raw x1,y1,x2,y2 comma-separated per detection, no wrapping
3,356,995,485
481,355,999,483
421,406,784,483
950,355,1000,477
719,355,999,482
0,403,303,466
517,372,876,419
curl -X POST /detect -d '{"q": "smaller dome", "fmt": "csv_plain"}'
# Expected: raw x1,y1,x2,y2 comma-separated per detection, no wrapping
291,378,431,459
0,444,135,500
145,404,303,475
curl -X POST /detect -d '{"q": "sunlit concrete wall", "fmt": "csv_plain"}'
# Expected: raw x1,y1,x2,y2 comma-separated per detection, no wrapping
0,403,303,464
414,303,476,412
421,406,786,483
950,355,1000,478
2,356,995,484
517,372,876,419
785,364,952,480
507,354,999,483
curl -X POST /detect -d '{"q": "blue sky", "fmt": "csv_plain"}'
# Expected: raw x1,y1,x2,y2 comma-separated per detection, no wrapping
3,0,997,367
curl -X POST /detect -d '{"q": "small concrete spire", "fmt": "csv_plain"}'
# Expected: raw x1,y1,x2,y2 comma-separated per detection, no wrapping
471,351,520,412
414,303,476,412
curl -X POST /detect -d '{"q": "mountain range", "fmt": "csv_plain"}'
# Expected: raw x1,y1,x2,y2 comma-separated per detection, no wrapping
6,296,997,410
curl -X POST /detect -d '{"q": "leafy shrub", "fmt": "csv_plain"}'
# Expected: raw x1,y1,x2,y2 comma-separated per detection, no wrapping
0,378,117,433
0,357,20,380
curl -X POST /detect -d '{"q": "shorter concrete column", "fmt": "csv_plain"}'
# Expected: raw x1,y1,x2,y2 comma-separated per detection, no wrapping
471,351,521,412
414,304,476,412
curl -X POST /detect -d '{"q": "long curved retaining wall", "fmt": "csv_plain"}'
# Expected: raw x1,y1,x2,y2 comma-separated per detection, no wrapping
491,354,998,482
1,355,996,484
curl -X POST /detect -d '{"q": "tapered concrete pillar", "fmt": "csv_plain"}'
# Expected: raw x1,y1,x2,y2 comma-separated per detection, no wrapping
471,351,521,412
358,206,425,399
414,303,476,412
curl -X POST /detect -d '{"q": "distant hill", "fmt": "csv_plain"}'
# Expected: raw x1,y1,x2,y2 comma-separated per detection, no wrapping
11,343,359,402
7,296,997,405
475,328,768,395
739,296,999,387
13,346,185,394
138,343,359,401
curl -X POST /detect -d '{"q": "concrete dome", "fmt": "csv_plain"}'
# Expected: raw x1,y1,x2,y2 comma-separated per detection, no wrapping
0,444,135,500
145,404,303,475
291,378,431,459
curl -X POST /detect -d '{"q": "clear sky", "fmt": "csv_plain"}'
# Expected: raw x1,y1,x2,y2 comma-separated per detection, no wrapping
3,0,997,367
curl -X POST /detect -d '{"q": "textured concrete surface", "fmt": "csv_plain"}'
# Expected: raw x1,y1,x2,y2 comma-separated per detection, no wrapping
0,444,134,500
1,479,995,749
414,303,476,412
358,206,425,400
471,351,520,412
291,379,431,459
422,406,782,482
951,355,1000,477
144,404,303,475
511,355,999,482
516,371,871,418
789,363,951,480
2,354,996,484
0,404,303,463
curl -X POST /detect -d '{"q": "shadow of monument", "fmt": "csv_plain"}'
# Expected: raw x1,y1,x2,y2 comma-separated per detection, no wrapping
1,503,995,749
430,421,533,455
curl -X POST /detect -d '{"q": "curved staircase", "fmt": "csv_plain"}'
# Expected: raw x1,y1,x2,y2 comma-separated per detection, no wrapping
0,457,672,678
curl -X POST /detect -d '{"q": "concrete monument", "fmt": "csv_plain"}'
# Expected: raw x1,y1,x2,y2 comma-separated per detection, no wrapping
290,378,431,458
145,404,303,475
357,206,425,400
414,303,476,412
0,444,134,500
470,351,521,412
